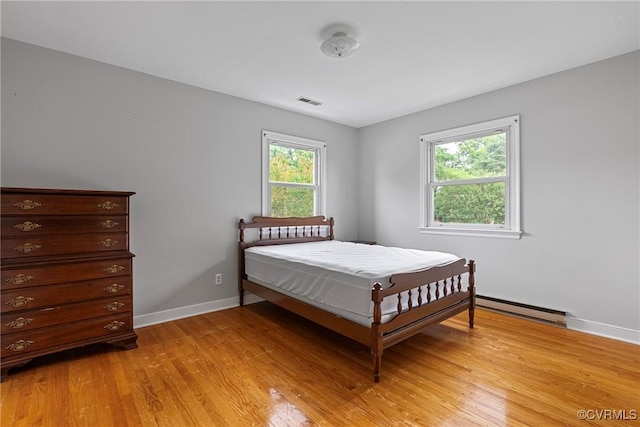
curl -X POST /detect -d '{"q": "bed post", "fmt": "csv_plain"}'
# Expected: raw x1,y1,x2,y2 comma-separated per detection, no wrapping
238,219,246,307
328,217,335,240
371,283,384,382
468,259,476,328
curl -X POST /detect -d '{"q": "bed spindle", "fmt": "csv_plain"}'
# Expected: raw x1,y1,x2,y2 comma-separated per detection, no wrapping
407,289,413,310
435,281,440,300
426,283,432,303
443,278,448,297
417,287,423,306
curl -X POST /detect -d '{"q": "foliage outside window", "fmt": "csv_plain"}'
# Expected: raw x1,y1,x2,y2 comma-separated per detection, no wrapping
419,116,521,238
262,130,326,217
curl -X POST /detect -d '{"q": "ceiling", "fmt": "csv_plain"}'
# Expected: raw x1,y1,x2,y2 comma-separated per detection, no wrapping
2,1,639,128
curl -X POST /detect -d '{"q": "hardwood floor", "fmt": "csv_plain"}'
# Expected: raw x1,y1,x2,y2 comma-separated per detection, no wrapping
1,303,638,426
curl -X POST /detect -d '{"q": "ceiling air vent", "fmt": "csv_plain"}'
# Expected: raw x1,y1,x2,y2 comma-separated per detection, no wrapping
297,96,322,107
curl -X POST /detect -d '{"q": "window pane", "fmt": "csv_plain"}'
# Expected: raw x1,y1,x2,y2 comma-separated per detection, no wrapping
433,182,505,225
434,133,506,181
271,186,315,217
269,145,315,184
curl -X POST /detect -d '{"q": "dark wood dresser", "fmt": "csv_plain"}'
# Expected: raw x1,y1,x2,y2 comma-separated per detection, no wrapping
1,187,138,380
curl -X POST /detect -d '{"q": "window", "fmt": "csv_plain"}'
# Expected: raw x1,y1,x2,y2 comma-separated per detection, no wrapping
419,115,521,238
262,130,326,217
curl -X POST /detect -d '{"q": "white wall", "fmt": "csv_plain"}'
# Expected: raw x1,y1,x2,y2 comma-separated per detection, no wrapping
357,51,640,342
1,38,360,325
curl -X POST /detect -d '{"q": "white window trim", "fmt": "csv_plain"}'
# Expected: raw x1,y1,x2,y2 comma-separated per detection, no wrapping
262,130,327,216
419,115,521,239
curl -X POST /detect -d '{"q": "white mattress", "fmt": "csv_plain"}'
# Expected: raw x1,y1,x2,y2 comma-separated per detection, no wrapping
245,240,460,326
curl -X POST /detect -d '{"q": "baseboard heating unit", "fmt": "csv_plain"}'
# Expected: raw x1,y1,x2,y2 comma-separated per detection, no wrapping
476,295,566,326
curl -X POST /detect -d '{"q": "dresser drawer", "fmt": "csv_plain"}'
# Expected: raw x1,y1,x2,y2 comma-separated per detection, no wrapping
1,216,128,237
1,297,132,334
2,233,128,259
1,313,132,358
1,194,128,215
1,257,132,290
1,276,132,313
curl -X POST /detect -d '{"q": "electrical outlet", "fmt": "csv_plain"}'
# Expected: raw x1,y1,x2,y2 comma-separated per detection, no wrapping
215,273,223,286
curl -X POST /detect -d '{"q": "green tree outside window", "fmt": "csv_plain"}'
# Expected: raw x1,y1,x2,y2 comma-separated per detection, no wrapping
433,133,507,225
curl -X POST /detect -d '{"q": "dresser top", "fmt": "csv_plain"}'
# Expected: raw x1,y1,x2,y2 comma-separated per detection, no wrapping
1,187,135,197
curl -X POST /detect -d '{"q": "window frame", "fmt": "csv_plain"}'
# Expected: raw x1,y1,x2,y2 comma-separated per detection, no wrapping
419,115,521,239
262,130,326,217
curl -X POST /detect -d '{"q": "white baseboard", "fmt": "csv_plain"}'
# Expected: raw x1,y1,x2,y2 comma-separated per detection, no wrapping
566,316,640,345
476,295,638,345
133,293,264,329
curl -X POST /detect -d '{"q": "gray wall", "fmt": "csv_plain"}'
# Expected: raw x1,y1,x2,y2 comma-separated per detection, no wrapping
1,38,359,321
2,38,638,340
357,51,640,338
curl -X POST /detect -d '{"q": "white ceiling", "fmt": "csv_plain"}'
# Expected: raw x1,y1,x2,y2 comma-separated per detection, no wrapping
2,1,639,128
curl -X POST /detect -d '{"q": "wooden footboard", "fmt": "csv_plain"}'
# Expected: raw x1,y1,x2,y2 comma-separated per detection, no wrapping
371,258,475,382
238,216,475,382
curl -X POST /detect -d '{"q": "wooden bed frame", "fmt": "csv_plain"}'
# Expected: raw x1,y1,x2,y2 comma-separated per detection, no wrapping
238,216,476,382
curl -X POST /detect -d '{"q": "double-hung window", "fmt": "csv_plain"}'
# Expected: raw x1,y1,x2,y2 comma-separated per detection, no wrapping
419,115,521,238
262,130,326,217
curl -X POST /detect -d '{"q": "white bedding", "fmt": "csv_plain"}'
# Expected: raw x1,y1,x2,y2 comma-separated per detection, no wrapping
245,240,460,326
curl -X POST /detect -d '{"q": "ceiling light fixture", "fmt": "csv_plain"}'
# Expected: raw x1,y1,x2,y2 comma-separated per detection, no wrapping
320,32,359,58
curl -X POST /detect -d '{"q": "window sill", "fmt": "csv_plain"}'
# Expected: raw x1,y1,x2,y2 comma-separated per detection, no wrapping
418,227,522,239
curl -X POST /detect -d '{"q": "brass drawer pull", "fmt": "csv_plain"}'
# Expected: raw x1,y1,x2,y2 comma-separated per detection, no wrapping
104,321,125,331
98,201,119,210
6,339,34,352
103,265,125,274
97,239,119,248
6,317,34,329
14,221,42,232
13,200,41,210
5,296,34,308
104,302,125,312
15,243,42,254
104,283,125,294
5,274,34,285
99,220,119,229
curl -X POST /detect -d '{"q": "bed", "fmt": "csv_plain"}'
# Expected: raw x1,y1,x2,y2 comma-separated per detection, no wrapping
238,215,476,382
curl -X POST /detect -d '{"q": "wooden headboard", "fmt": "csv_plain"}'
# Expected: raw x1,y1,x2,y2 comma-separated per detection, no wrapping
238,216,334,249
238,216,334,301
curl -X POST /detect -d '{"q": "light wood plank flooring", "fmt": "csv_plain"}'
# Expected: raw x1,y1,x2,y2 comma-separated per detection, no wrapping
1,303,638,426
